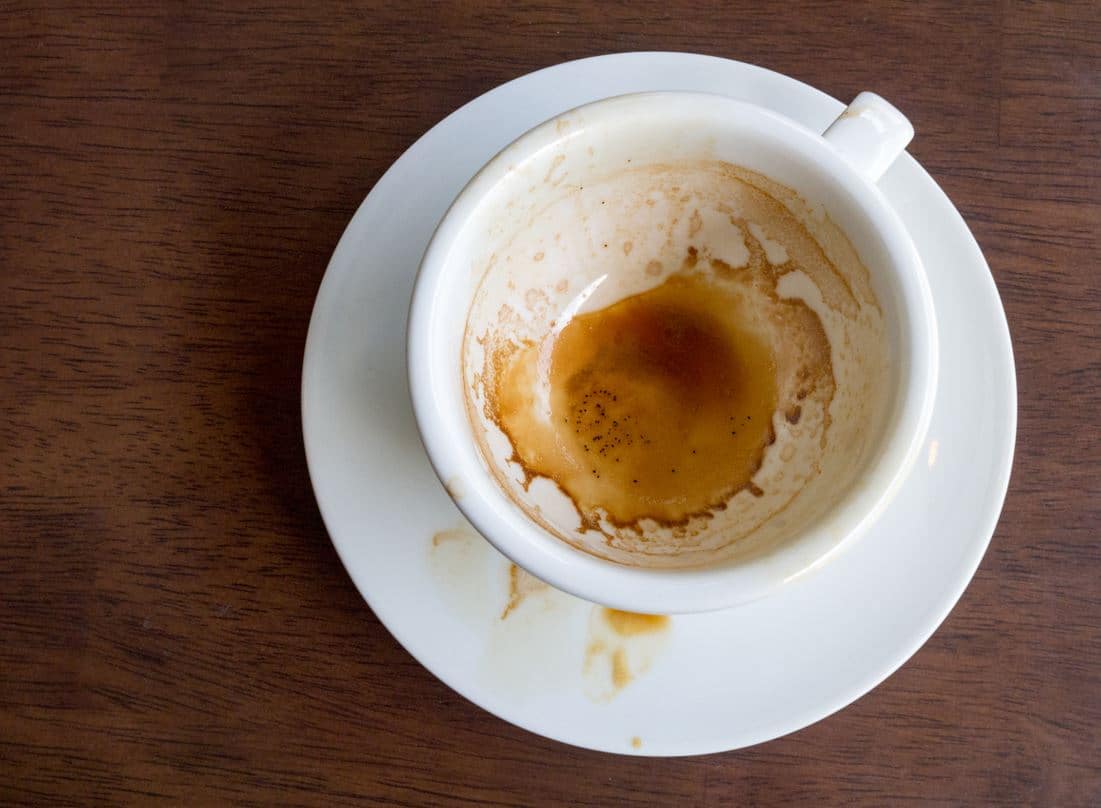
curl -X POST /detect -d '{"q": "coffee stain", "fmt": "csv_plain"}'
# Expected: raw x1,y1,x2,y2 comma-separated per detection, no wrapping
472,170,851,563
427,526,507,628
611,648,631,687
524,287,549,314
432,528,471,546
631,736,643,750
544,154,566,185
491,561,673,702
500,563,550,619
747,221,789,265
622,240,633,256
603,609,671,636
486,266,787,530
430,533,674,706
444,477,464,501
583,607,671,701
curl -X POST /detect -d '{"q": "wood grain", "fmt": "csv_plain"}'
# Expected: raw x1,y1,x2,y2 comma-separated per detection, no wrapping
2,1,1098,804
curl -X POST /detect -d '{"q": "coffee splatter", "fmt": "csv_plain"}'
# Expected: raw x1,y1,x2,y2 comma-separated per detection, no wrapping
583,607,671,701
432,528,472,546
500,563,550,619
430,531,674,705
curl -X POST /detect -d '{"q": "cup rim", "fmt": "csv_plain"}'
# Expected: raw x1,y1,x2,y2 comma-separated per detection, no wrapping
407,91,937,614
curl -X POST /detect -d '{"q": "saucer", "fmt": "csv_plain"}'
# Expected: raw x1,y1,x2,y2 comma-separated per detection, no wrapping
302,52,1016,756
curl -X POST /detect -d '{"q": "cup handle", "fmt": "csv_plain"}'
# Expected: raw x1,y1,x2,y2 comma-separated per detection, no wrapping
821,92,914,183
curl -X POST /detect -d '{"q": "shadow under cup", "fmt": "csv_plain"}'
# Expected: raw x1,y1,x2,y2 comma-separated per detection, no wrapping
410,93,935,610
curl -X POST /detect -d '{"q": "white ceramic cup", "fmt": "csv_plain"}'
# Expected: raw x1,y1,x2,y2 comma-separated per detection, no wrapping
408,91,937,614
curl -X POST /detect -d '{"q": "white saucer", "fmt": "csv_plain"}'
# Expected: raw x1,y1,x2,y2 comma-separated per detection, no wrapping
302,53,1016,756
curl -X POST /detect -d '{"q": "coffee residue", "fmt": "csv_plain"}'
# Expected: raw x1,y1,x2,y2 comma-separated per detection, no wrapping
492,268,779,528
500,563,550,619
432,528,473,546
444,477,465,501
430,532,674,703
465,159,882,566
600,608,671,636
486,229,833,538
583,607,671,700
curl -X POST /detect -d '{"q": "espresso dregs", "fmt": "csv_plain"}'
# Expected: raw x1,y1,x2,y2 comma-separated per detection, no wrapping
464,161,888,568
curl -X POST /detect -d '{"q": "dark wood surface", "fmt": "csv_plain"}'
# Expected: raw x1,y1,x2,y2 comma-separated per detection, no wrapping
3,1,1099,804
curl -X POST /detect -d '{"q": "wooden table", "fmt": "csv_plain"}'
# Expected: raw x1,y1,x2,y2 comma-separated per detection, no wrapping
3,2,1098,804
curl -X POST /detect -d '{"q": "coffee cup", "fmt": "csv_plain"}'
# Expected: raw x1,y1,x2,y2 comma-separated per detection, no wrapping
408,91,936,614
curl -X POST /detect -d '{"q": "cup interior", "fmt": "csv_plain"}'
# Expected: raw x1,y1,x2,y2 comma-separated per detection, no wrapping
409,92,934,610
